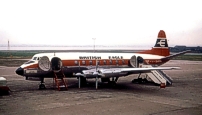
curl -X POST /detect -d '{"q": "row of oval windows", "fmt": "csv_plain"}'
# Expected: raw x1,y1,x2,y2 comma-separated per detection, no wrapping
74,60,127,65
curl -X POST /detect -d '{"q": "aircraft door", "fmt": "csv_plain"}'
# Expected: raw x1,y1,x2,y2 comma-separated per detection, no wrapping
38,56,51,71
137,56,144,68
51,57,62,72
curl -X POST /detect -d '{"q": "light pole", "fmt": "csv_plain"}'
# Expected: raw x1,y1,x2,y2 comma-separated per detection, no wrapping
8,40,10,51
92,38,96,53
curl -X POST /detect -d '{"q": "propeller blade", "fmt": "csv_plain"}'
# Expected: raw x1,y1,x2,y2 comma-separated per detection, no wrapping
95,60,99,72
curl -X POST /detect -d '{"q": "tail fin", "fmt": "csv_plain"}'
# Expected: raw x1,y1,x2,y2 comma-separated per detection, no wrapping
139,30,170,56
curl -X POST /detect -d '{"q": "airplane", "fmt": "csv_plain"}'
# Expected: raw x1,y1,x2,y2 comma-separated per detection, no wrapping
15,30,189,90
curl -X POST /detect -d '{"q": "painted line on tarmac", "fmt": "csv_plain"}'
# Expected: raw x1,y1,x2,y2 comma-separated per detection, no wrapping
1,74,17,77
0,66,7,68
0,67,17,69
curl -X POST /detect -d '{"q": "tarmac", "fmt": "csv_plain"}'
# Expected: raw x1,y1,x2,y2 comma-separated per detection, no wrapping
0,60,202,115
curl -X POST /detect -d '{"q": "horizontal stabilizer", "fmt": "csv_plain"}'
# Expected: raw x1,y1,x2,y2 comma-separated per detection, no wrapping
75,66,180,78
121,67,179,72
162,50,191,60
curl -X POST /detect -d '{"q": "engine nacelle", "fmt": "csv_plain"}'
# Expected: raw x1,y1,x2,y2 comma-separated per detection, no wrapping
129,55,144,68
38,56,62,72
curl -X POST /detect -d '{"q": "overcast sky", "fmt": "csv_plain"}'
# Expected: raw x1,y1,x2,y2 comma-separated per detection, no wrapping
0,0,202,47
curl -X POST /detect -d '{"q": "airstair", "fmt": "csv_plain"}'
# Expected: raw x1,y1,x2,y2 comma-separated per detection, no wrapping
156,70,173,85
53,70,68,91
144,65,173,87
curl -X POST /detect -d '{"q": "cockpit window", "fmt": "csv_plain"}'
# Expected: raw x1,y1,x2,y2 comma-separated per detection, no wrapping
37,57,41,60
32,57,37,60
32,57,41,61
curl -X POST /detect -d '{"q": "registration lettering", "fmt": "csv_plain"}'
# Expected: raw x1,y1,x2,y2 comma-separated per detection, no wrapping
146,60,162,63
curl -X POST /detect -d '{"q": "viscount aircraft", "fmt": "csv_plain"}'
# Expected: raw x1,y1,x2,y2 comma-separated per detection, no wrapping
15,30,189,90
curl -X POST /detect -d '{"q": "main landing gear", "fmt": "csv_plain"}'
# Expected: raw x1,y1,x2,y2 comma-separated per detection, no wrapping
132,73,148,84
39,77,46,90
108,77,119,86
78,77,87,88
101,77,119,87
95,77,119,89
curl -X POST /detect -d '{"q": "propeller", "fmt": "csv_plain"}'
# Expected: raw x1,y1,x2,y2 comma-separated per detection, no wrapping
93,60,99,75
94,60,99,89
76,60,100,89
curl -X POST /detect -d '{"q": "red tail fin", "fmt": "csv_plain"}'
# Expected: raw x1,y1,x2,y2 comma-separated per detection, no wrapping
139,30,170,56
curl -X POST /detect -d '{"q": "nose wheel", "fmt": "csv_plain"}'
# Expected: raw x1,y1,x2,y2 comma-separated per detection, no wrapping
39,84,46,89
39,77,46,90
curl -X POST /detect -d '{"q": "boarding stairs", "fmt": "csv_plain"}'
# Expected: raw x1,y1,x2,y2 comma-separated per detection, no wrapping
156,70,173,85
144,65,173,87
53,70,68,91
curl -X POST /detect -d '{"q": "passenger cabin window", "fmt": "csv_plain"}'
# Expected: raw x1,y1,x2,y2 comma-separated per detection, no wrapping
89,60,92,65
122,59,125,64
109,60,112,64
75,60,78,65
82,60,86,65
116,60,118,64
103,60,106,65
97,60,100,65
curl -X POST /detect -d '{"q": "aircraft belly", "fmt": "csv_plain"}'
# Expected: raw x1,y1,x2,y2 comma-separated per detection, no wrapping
24,67,154,78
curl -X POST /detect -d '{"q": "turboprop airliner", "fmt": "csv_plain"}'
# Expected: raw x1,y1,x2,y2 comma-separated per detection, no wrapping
15,30,189,90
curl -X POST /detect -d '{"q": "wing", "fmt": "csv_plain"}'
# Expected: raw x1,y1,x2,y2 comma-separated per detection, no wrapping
75,66,179,78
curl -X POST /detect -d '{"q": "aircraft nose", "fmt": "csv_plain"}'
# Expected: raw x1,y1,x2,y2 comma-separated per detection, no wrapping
16,67,24,76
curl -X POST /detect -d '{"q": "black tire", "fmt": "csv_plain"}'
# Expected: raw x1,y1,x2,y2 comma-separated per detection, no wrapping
80,77,87,86
132,79,138,83
108,81,116,87
39,84,46,90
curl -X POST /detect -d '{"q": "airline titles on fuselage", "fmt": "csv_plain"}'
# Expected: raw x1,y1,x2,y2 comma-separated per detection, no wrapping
79,56,101,60
79,56,123,60
108,56,123,59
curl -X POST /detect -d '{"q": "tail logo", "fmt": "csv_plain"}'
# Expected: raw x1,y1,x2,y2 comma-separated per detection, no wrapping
139,30,170,56
157,39,166,47
154,38,168,48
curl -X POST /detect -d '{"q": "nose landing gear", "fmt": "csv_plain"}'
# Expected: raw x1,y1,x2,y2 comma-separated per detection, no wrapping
39,77,46,90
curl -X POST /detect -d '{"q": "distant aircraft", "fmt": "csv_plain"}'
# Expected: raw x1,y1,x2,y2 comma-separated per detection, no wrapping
16,30,189,90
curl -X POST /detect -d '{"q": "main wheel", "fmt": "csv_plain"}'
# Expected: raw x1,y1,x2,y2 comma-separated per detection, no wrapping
132,79,139,83
108,81,116,87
